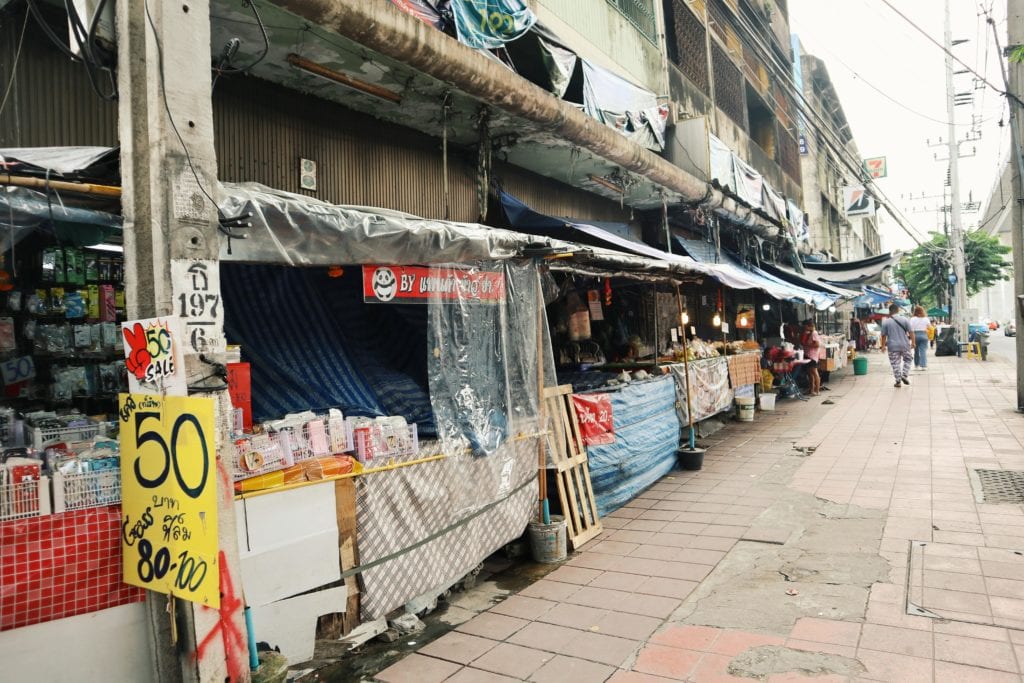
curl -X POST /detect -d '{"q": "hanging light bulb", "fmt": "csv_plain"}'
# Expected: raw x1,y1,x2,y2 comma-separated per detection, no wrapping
681,311,689,325
713,311,721,327
740,315,748,327
762,303,771,311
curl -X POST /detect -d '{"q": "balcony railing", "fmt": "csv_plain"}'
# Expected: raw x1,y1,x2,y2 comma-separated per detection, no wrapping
607,0,659,43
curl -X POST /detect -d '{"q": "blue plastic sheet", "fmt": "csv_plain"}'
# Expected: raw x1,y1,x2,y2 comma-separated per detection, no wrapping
586,375,680,516
450,0,536,49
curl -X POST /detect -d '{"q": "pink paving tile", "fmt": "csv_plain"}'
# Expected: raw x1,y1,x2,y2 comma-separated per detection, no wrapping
566,586,632,610
457,612,529,641
687,536,737,551
987,577,1024,600
789,617,862,646
992,596,1024,621
538,602,607,630
651,624,722,651
558,631,641,667
630,545,685,561
489,595,556,620
680,548,727,565
529,654,615,683
616,593,681,619
519,579,581,602
784,638,856,658
933,661,1023,683
858,623,933,659
921,587,992,615
592,612,663,640
589,571,645,592
634,576,699,600
932,620,1010,642
933,633,1019,672
922,568,988,593
507,621,580,653
444,667,520,683
632,644,702,679
855,648,933,683
546,565,604,585
701,524,748,538
709,629,785,656
417,632,498,665
375,653,462,683
606,671,677,683
689,652,751,682
471,643,555,678
589,541,641,556
766,674,848,683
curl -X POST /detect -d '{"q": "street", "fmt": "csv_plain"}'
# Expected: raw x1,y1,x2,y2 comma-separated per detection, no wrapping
988,332,1019,366
367,351,1024,683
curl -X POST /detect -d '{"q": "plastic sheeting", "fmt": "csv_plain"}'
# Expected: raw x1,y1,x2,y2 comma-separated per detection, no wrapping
0,186,122,251
787,199,807,242
732,154,763,210
581,62,668,151
427,260,553,457
450,0,537,49
0,146,117,176
709,135,735,191
669,357,733,424
585,376,680,516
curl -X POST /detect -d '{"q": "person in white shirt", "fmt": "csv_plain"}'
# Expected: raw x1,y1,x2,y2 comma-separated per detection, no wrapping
908,305,931,370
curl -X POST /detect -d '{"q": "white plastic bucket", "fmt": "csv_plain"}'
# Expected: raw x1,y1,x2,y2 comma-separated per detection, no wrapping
528,515,567,563
736,396,755,422
759,393,776,411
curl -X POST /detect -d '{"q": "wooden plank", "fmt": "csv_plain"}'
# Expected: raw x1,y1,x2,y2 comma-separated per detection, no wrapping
542,385,603,550
336,478,360,635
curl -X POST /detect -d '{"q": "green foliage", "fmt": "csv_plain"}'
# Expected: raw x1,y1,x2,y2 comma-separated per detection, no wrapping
1011,45,1024,63
895,230,1012,307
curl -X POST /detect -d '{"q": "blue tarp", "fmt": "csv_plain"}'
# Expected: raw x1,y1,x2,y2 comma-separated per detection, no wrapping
586,376,680,516
222,264,436,434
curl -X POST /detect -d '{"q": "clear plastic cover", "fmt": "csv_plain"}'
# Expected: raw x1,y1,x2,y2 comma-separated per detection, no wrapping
427,260,553,459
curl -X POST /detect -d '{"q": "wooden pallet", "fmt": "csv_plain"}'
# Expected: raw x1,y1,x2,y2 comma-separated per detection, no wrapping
543,385,602,549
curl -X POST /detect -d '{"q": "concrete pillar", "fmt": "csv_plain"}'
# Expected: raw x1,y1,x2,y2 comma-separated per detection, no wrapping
116,0,248,680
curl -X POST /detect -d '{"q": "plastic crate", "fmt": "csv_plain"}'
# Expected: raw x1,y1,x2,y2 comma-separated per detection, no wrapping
0,476,51,521
53,469,121,512
232,418,348,481
348,421,418,464
30,421,105,450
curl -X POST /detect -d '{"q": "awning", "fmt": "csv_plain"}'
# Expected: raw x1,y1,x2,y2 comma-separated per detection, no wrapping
760,262,860,299
0,186,122,250
800,252,901,287
672,237,839,310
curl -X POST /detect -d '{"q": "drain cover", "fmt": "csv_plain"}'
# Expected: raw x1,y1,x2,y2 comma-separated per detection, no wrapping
974,469,1024,504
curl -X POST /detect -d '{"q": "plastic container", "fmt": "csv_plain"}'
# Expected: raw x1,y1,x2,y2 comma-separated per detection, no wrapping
759,393,776,411
677,447,706,471
528,515,567,563
736,396,755,422
853,356,868,376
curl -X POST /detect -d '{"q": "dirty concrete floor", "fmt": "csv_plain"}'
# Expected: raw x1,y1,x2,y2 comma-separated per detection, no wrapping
349,350,1024,682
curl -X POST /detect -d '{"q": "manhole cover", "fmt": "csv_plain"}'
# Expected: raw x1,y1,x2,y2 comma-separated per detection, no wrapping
906,541,1024,630
974,469,1024,503
942,409,969,414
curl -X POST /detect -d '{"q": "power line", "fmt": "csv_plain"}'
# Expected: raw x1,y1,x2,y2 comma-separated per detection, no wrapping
0,5,30,118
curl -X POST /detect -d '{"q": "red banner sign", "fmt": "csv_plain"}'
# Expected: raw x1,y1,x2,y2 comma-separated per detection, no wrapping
362,265,506,304
571,393,615,446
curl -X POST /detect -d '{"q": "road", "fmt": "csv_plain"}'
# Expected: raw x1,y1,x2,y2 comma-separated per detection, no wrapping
984,330,1018,366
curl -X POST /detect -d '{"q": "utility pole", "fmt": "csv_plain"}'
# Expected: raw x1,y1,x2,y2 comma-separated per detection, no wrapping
993,0,1024,410
945,0,970,341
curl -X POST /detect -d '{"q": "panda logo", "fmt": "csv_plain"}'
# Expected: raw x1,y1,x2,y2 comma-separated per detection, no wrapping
372,267,398,302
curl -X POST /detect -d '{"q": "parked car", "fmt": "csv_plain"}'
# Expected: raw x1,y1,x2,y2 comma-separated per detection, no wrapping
1006,321,1016,337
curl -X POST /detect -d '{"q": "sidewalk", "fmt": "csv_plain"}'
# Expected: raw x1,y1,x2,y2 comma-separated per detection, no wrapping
371,351,1024,682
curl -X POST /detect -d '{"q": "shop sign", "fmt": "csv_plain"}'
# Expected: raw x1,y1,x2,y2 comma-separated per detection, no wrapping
121,316,189,396
863,156,887,179
171,259,225,355
119,393,219,608
362,265,506,304
571,393,615,446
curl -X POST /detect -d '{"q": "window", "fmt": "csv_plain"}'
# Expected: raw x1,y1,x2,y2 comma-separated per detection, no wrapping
607,0,659,43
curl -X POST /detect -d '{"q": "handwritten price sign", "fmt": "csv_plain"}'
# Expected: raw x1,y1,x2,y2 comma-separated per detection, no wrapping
119,393,219,607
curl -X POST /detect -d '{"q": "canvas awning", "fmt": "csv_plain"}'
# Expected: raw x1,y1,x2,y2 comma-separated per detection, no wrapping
800,252,901,287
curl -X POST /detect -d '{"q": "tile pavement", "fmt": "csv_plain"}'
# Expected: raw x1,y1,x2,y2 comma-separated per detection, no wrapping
374,351,1024,681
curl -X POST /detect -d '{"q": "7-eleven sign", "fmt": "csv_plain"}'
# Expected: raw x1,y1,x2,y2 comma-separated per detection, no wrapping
863,156,887,179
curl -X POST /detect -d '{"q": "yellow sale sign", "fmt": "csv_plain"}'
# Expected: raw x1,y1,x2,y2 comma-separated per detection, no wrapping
119,393,219,608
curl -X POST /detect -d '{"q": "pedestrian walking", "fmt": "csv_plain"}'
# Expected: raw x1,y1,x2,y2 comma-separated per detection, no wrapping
880,303,914,388
909,305,931,371
801,319,822,396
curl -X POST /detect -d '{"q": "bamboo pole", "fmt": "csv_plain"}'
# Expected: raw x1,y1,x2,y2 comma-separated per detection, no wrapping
536,274,549,523
1,173,122,197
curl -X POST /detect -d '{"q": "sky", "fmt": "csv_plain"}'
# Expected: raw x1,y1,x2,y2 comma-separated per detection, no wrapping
788,0,1010,253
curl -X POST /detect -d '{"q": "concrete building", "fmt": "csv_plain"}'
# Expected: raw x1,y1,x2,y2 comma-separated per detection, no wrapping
968,152,1015,323
794,47,882,261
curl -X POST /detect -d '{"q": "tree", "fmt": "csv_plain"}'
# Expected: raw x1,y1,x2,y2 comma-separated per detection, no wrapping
895,230,1012,308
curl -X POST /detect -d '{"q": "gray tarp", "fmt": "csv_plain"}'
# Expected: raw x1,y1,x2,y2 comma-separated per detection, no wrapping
0,147,117,176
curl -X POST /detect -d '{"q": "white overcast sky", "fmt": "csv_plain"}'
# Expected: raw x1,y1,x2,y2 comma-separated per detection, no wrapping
789,0,1009,252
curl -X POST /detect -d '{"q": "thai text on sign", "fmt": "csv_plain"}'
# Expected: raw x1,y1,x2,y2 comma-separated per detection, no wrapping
571,393,615,446
363,265,506,304
119,394,219,607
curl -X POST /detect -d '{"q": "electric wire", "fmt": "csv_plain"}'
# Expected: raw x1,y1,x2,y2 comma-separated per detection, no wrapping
213,0,270,77
0,5,30,118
